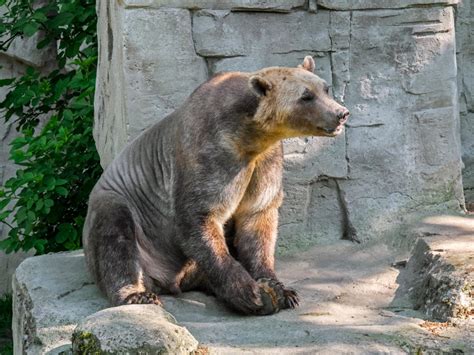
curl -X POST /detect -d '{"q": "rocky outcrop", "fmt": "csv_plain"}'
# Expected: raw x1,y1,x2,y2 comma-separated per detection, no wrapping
12,216,474,353
393,216,474,321
12,250,199,354
11,251,108,354
409,236,473,320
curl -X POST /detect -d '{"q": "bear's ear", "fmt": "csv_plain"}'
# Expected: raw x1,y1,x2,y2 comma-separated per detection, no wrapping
249,75,273,97
298,56,315,73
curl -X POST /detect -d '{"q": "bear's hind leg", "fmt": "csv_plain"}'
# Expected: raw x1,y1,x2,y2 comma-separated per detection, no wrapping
84,194,161,306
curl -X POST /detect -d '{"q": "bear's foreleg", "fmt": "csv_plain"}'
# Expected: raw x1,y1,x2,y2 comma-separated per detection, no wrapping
234,208,299,310
234,207,278,280
180,216,267,314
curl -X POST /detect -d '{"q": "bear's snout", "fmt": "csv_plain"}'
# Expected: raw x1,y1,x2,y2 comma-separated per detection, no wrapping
338,109,350,124
320,106,350,136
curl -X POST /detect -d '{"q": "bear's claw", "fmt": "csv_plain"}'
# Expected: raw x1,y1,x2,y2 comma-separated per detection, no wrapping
124,292,163,306
256,278,299,315
283,288,299,308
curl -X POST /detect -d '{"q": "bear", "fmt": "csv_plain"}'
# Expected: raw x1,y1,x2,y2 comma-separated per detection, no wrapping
83,56,350,315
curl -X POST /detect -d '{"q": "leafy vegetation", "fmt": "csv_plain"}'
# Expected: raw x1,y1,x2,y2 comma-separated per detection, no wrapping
0,294,12,355
0,0,101,254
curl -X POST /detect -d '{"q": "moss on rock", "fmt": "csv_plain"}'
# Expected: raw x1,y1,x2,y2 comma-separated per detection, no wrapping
71,331,102,354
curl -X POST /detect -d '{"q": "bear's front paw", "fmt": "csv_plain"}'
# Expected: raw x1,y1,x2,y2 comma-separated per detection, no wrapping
256,278,299,315
124,292,163,306
223,282,264,315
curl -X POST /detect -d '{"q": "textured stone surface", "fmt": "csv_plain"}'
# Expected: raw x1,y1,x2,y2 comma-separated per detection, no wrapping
123,8,207,140
4,33,55,68
12,251,108,354
123,0,305,11
0,2,56,69
341,6,464,242
12,229,474,353
193,10,331,57
93,0,128,168
94,4,207,166
317,0,459,10
72,305,198,354
392,215,474,321
456,0,474,206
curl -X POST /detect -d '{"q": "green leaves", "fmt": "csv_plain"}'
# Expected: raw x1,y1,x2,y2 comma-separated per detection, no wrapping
23,22,39,37
0,0,102,254
49,12,75,28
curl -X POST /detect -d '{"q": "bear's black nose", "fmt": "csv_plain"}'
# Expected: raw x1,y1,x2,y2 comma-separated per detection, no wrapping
338,109,350,123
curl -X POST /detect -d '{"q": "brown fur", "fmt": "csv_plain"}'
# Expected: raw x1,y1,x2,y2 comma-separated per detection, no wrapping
83,56,349,315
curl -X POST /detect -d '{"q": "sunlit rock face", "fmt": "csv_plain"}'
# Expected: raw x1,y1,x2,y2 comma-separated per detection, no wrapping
456,0,474,208
94,0,467,252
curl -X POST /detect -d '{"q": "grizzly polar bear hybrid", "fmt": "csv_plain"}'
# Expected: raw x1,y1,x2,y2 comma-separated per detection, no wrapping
83,56,350,315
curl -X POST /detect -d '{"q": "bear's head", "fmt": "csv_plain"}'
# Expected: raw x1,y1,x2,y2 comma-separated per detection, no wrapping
249,56,349,139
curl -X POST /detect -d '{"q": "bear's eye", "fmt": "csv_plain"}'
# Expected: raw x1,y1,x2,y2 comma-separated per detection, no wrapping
301,89,315,101
323,84,330,94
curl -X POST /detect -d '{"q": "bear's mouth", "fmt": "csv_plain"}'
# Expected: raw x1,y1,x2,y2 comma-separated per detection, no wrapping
322,124,345,137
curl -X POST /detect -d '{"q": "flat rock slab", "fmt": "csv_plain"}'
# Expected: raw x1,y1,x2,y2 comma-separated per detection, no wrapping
12,215,474,354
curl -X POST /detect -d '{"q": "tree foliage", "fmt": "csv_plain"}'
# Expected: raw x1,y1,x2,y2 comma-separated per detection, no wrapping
0,0,101,254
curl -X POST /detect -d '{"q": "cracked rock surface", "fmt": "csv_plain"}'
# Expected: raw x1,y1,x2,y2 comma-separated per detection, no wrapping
12,215,473,354
392,215,474,321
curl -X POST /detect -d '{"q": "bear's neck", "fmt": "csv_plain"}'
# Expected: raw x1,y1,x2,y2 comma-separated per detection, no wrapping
231,124,284,162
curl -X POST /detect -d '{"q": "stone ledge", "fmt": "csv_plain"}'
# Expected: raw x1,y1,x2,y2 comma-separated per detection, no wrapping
12,228,474,353
317,0,459,10
123,0,306,12
122,0,460,11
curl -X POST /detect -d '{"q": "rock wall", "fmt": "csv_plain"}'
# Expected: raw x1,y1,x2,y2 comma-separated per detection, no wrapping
94,0,469,254
456,0,474,207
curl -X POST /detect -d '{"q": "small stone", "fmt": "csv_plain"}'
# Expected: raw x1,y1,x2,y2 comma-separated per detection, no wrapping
72,305,198,354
